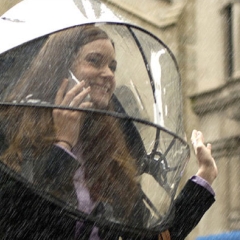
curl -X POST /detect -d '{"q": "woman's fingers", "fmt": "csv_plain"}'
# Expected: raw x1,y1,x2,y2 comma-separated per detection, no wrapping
191,130,215,165
53,79,92,148
61,80,85,106
191,129,204,143
191,130,201,154
69,86,91,107
55,79,68,105
191,130,209,159
207,143,212,150
191,130,218,184
55,79,92,107
78,101,93,109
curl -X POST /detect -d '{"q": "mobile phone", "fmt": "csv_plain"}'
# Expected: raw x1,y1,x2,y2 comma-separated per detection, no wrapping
67,70,91,102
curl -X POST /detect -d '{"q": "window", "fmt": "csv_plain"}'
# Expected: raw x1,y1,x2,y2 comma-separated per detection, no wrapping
224,1,240,79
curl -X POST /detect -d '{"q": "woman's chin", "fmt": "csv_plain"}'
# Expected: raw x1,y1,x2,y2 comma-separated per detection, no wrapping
91,97,109,110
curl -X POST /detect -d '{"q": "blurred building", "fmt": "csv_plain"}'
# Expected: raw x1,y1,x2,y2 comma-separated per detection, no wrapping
1,0,240,239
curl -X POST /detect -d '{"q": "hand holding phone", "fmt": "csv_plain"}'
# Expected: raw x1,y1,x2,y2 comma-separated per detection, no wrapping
68,70,91,102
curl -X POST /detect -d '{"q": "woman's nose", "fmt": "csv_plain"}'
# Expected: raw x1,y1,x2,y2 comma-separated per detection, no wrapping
101,65,115,79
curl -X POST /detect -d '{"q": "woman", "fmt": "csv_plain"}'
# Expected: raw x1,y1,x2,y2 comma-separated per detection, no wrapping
0,25,217,240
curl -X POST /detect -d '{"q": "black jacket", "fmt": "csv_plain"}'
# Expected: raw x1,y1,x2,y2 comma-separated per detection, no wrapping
0,143,215,240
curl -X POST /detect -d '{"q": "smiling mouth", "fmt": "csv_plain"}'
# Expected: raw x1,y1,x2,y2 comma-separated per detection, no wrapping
91,84,109,93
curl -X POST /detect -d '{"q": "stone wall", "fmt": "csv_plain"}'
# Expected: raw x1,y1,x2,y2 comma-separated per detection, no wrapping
186,0,240,238
0,0,21,15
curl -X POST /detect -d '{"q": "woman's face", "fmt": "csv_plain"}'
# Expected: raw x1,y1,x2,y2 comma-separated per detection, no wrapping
71,39,117,109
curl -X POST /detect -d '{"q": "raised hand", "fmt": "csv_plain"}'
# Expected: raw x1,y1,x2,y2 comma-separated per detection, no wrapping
191,130,218,185
53,78,92,150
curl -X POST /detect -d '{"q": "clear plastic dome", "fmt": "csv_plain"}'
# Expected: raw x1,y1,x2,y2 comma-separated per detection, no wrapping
0,0,190,237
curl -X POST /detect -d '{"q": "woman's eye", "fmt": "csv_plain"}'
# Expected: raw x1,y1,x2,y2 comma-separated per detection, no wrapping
85,53,103,67
109,64,117,73
109,60,117,73
85,54,117,72
87,57,101,66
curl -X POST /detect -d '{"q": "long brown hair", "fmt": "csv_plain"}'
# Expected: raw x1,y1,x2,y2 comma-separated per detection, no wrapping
0,25,140,218
0,106,54,172
79,111,139,218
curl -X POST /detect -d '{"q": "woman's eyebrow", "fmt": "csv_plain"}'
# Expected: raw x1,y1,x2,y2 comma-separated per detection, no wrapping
86,52,117,63
85,52,102,57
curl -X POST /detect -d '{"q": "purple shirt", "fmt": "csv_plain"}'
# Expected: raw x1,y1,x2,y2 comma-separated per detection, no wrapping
191,175,215,196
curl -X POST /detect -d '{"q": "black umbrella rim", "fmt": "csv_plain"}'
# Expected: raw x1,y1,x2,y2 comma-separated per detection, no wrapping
0,103,189,147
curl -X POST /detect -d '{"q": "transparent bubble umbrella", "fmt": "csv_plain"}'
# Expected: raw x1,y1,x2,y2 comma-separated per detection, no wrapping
0,0,190,239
